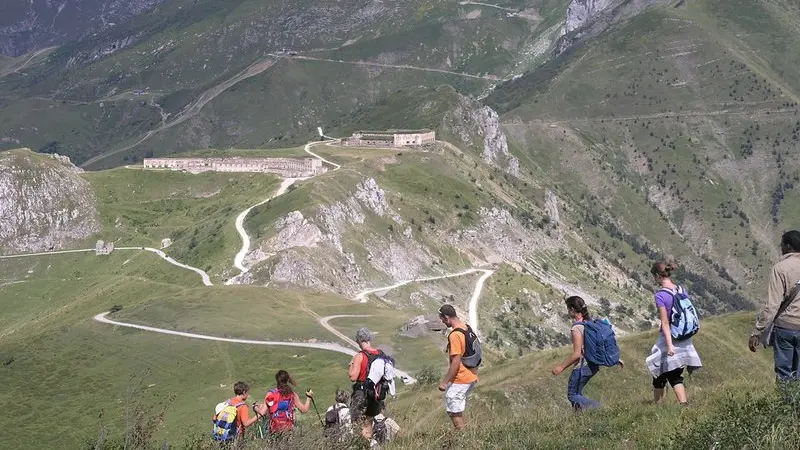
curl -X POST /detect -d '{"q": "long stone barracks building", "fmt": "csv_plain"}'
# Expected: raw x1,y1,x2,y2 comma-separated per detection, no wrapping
341,129,436,147
142,157,326,177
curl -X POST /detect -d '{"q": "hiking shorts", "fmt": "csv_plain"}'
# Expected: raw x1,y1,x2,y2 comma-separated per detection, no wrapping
444,382,475,414
652,367,684,389
351,385,383,421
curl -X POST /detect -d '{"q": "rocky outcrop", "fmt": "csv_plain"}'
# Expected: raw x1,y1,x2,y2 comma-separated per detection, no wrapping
472,107,521,178
563,0,614,35
556,0,670,55
355,178,390,217
266,211,323,252
443,95,520,178
448,207,557,267
0,149,100,254
46,153,84,173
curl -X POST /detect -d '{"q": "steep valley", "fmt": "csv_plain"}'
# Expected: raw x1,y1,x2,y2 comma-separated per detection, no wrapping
2,0,800,449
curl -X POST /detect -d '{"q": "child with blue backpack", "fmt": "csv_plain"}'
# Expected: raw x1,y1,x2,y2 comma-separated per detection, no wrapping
646,262,702,406
552,296,624,411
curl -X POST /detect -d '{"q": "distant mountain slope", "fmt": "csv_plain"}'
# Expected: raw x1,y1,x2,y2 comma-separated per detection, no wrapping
0,0,575,168
485,0,800,300
0,0,166,56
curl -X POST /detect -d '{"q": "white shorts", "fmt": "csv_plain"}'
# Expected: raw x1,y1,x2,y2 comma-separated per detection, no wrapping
444,382,475,413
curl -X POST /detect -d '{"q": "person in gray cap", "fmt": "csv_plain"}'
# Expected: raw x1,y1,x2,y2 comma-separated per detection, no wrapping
347,327,388,442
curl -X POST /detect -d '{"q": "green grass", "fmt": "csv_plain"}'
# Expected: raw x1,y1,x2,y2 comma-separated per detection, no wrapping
59,310,795,450
0,250,433,450
85,167,281,281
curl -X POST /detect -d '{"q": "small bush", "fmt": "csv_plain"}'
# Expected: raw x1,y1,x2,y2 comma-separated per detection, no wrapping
661,386,800,450
415,365,441,387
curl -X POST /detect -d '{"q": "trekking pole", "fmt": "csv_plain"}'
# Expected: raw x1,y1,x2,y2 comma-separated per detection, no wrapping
253,403,265,439
308,390,324,427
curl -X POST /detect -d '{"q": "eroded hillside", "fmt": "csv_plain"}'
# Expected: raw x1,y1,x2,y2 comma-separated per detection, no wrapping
0,149,99,254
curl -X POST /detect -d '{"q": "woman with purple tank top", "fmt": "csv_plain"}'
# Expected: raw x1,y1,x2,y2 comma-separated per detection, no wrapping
646,262,702,405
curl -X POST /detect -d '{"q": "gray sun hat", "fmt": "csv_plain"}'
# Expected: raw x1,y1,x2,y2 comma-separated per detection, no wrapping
355,327,374,344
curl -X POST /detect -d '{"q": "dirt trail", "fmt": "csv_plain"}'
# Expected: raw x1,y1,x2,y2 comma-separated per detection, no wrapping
116,247,213,286
0,46,55,77
509,106,799,127
458,1,517,12
93,312,358,355
80,57,280,168
292,55,500,81
226,140,339,285
352,268,495,336
228,177,303,280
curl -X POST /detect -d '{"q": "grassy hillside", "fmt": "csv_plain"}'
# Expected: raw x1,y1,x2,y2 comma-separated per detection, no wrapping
84,166,280,281
379,313,787,450
0,247,451,449
28,308,791,450
484,0,800,304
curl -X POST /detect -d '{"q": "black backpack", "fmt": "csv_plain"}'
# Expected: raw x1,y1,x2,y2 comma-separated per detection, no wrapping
448,325,482,368
362,350,394,401
372,416,388,443
324,405,343,437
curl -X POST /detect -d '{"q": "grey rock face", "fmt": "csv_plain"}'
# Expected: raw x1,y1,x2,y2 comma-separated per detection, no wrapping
471,106,521,177
564,0,613,35
0,150,100,254
267,211,323,252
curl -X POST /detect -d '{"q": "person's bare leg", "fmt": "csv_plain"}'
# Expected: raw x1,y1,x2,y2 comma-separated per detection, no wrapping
448,412,465,430
673,384,688,404
360,419,373,440
653,388,666,404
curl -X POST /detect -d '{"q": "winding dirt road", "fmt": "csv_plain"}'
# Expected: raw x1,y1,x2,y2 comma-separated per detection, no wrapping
0,246,212,286
292,55,500,81
230,177,302,278
93,312,357,355
314,313,371,349
468,270,494,337
304,140,341,170
226,140,339,284
116,247,213,286
0,46,55,77
458,1,517,12
352,268,494,336
81,56,281,168
5,137,495,383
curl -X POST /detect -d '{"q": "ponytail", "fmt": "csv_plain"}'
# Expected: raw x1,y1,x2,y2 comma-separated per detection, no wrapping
651,261,678,278
565,296,590,320
275,370,295,396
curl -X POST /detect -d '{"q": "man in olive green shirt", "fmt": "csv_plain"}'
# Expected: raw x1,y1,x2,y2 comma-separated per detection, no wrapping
749,230,800,382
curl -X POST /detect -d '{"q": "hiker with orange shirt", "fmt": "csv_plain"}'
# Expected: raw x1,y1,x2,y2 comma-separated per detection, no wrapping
438,304,480,430
211,381,262,444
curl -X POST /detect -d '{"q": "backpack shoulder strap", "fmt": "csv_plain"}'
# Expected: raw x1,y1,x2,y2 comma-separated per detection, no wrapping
775,281,800,322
